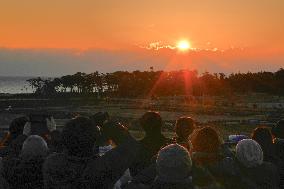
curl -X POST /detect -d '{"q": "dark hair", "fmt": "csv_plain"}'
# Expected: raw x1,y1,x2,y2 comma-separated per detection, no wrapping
192,126,221,153
175,117,195,140
62,116,99,157
191,126,222,165
252,126,273,155
9,117,28,138
272,119,284,139
140,111,162,135
4,117,28,146
89,112,109,127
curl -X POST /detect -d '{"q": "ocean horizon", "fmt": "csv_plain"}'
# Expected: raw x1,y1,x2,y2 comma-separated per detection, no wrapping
0,76,35,94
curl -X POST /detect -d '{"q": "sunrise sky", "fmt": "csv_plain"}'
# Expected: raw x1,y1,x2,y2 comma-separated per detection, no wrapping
0,0,284,76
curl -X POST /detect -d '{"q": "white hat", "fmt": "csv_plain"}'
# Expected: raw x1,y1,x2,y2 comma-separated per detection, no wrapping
236,139,263,168
21,135,48,159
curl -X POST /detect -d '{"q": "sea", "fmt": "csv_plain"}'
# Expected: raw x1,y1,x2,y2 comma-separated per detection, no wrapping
0,76,34,94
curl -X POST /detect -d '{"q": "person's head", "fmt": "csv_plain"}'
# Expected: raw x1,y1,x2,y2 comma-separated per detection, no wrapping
191,126,222,165
21,135,48,159
62,116,100,157
191,126,221,154
175,117,195,140
272,119,284,139
155,144,192,188
236,139,263,168
251,126,273,152
89,112,109,127
140,111,162,136
9,116,28,139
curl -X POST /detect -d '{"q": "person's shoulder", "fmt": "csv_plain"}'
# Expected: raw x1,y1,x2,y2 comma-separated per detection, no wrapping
2,156,20,169
260,161,278,171
252,162,280,185
4,156,21,166
219,156,235,165
245,161,279,180
274,138,284,147
212,157,241,176
44,152,67,169
46,152,66,159
10,134,27,146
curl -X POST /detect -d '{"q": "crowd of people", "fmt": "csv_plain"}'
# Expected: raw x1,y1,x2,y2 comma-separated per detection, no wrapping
0,111,283,189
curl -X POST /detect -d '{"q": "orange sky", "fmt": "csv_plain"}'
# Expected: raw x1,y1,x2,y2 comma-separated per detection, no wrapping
0,1,284,76
1,0,284,50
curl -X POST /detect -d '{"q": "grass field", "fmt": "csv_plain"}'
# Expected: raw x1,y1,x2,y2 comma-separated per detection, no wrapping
0,103,264,141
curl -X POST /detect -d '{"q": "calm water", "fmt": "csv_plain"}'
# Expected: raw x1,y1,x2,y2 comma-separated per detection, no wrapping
0,76,34,94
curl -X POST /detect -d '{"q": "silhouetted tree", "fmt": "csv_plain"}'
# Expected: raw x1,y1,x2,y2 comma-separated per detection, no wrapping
27,68,284,97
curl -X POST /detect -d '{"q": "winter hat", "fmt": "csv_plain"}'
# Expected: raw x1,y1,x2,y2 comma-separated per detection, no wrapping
21,135,48,159
156,144,192,183
236,139,263,168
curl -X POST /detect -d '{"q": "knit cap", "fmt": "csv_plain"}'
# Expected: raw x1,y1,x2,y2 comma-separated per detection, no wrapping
156,144,192,183
236,139,263,168
21,135,48,159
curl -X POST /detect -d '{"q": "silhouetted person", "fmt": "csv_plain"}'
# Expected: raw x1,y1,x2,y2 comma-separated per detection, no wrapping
129,111,171,177
174,116,195,151
236,139,280,189
0,117,28,158
124,144,195,189
43,117,140,189
191,126,248,189
3,135,48,189
191,127,224,166
151,144,194,189
272,120,284,188
251,127,279,164
6,117,28,146
89,112,109,127
272,120,284,155
89,111,110,154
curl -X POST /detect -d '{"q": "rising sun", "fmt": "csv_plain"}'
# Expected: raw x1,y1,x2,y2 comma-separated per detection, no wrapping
177,40,191,51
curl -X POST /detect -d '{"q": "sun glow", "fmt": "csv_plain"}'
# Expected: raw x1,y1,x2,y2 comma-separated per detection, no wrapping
177,40,191,51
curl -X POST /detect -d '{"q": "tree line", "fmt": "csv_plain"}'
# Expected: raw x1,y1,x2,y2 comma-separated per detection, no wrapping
27,68,284,97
